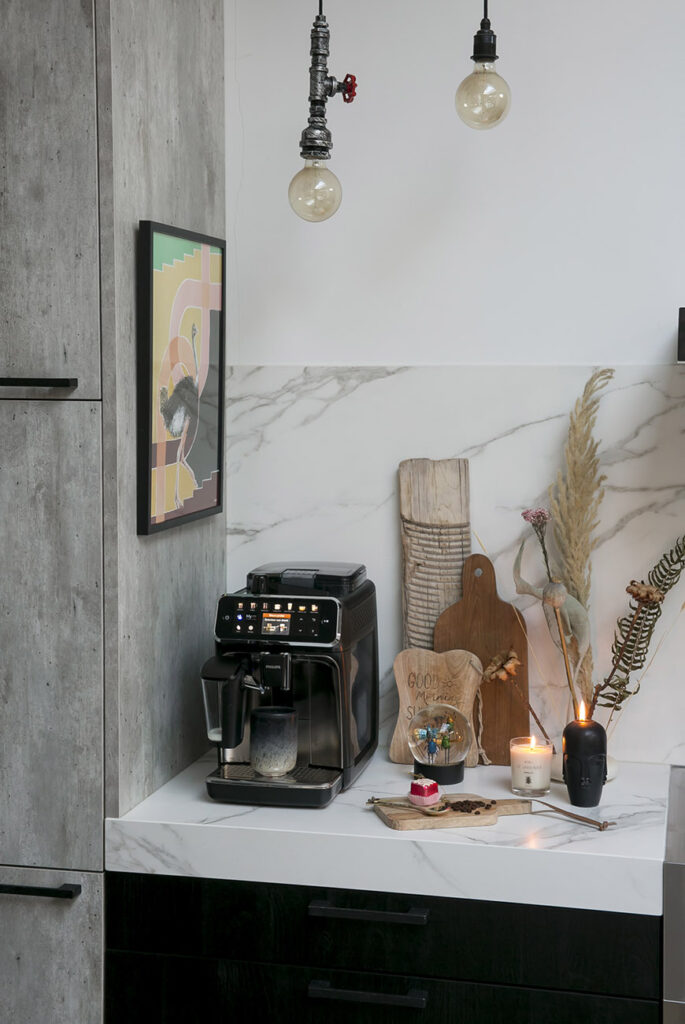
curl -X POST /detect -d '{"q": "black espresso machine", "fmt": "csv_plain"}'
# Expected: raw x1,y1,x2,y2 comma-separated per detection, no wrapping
201,562,379,807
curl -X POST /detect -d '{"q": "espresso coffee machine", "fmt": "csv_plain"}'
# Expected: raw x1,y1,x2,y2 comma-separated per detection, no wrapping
201,562,378,807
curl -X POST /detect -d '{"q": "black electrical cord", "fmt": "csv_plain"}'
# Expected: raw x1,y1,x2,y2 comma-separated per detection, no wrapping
484,0,488,19
319,0,323,14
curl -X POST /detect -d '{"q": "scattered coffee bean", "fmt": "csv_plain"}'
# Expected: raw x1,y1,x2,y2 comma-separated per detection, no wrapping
447,798,492,814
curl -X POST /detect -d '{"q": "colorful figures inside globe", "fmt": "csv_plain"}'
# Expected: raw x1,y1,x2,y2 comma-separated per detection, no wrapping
413,714,456,767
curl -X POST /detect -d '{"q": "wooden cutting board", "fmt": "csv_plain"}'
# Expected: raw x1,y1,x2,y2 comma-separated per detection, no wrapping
433,553,529,765
371,793,532,831
389,649,483,767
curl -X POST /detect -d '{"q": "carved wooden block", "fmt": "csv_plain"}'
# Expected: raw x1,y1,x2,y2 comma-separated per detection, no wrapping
399,458,471,650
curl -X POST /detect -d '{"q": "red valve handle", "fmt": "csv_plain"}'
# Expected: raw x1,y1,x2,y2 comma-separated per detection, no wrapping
342,73,357,103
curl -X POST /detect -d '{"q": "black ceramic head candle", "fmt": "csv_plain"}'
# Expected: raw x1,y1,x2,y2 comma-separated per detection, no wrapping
562,703,607,808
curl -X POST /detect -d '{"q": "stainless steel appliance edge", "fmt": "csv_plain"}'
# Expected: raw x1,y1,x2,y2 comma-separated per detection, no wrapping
664,765,685,1018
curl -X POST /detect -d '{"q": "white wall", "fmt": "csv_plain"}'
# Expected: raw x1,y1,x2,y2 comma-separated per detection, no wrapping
223,2,685,766
226,0,685,366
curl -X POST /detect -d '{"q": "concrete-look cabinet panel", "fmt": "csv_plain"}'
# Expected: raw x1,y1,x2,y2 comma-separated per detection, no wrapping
0,865,103,1024
103,0,226,816
0,0,100,398
0,401,103,870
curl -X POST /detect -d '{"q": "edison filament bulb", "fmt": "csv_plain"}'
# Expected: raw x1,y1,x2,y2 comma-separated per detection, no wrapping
288,160,342,223
456,61,510,129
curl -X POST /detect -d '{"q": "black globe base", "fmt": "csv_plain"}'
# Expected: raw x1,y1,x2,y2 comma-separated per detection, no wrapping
414,759,465,785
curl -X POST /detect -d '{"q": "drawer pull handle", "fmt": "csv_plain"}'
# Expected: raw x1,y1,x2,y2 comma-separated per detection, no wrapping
0,377,78,388
0,883,81,900
308,899,429,925
308,980,428,1009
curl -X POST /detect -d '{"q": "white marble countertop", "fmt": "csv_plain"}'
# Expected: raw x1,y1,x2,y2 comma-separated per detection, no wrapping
106,750,669,917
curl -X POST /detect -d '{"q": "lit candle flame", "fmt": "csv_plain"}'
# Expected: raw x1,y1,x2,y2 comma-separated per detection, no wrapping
578,700,586,722
530,735,537,748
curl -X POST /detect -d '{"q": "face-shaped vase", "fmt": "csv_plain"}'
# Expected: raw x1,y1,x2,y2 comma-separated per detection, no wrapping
562,719,607,808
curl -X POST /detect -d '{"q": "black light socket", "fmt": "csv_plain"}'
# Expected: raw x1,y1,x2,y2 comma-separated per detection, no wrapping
471,17,499,62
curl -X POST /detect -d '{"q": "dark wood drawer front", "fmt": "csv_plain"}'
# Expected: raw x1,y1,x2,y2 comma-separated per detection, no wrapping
106,953,659,1024
106,873,661,1001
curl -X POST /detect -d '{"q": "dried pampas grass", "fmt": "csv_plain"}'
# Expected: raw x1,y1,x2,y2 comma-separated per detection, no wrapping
548,367,614,702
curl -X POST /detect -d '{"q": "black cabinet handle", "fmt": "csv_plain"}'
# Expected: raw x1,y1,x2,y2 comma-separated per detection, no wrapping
308,899,429,926
308,980,428,1009
0,377,78,388
0,883,81,899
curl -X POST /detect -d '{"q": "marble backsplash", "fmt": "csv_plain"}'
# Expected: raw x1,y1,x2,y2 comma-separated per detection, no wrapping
225,365,685,766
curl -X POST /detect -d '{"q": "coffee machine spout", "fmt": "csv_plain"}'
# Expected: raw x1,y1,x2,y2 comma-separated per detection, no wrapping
220,659,253,749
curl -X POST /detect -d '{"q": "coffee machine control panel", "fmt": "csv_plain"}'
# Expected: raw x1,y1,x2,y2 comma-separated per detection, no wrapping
215,594,341,646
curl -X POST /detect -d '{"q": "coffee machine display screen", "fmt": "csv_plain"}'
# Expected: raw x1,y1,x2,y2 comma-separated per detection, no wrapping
262,612,291,636
214,594,340,644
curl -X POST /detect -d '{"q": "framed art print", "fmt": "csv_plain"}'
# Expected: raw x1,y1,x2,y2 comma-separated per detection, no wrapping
137,221,225,534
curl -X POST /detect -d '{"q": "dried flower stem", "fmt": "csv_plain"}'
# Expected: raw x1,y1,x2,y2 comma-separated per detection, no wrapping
475,529,548,688
553,606,580,718
509,679,553,747
539,535,553,582
474,527,558,744
522,508,553,582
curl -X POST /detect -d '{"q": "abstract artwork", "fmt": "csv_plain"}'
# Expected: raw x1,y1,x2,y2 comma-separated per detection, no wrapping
137,221,225,534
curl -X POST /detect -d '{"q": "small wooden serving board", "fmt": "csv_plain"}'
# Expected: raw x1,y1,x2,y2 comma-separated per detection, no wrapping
372,793,532,831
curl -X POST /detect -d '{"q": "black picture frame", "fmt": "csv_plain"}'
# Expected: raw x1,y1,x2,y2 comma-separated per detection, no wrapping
136,220,226,535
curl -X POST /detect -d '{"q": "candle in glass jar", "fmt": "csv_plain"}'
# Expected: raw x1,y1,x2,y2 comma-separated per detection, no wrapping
509,736,553,797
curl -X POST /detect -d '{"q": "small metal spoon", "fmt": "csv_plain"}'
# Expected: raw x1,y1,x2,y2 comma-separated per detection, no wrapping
366,796,449,816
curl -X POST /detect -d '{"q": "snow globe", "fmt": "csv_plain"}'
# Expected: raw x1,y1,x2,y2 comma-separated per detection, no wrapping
408,702,472,784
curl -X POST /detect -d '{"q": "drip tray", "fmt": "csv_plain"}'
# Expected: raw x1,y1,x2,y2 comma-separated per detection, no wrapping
206,763,343,808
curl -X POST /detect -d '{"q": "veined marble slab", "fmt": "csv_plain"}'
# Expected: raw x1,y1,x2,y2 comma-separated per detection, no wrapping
225,365,685,765
106,750,668,916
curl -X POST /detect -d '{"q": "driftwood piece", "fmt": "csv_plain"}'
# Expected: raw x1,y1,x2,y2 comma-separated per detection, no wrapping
399,458,471,650
390,648,483,767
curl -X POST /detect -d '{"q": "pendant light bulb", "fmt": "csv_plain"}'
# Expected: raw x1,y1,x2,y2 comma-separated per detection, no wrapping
288,159,342,223
290,8,356,222
456,4,510,130
455,62,510,130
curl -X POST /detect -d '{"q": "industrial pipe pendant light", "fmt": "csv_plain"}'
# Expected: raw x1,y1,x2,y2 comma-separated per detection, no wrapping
456,0,510,129
288,0,357,222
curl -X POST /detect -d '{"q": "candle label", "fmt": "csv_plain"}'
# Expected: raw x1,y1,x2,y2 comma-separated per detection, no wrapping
510,741,553,792
511,756,549,788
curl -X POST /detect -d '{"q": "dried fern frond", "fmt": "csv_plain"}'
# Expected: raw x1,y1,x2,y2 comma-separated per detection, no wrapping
594,536,685,713
548,367,614,701
649,536,685,595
